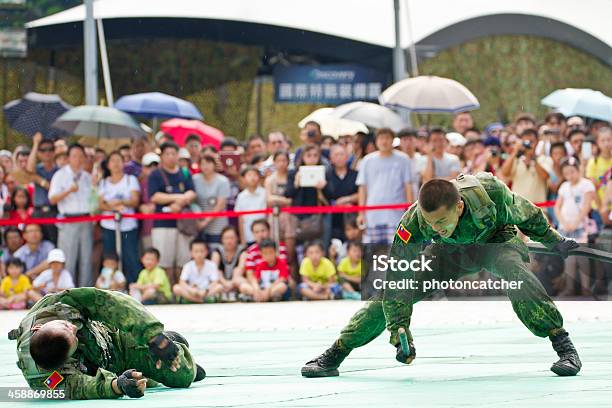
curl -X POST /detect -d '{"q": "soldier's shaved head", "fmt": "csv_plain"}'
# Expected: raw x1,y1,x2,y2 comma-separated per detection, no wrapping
30,320,78,370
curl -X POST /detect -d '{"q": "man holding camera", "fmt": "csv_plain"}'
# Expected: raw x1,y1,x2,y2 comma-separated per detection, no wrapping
501,128,551,204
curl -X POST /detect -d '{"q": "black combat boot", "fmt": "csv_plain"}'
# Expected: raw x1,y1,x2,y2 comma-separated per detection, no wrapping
301,340,351,378
550,329,582,376
163,331,206,382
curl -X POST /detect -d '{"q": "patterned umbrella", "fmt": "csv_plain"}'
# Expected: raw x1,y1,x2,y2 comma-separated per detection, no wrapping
3,92,72,139
52,105,146,139
160,119,223,148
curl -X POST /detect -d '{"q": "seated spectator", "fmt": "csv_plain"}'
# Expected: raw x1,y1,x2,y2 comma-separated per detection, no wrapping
0,258,31,310
28,249,75,303
245,219,288,277
239,239,289,302
1,226,25,267
211,226,247,301
298,241,341,300
13,223,54,280
172,239,224,303
328,216,363,264
337,241,363,300
235,166,267,245
554,157,596,297
95,252,126,292
6,186,33,229
129,248,172,304
193,155,230,245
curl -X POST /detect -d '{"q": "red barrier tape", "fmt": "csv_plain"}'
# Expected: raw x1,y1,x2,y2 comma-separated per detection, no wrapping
0,201,555,227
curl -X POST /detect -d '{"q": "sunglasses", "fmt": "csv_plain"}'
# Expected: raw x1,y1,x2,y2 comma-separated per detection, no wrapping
39,148,54,153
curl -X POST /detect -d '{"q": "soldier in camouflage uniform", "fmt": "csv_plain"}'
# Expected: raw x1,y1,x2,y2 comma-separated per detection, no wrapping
302,173,582,378
9,288,206,399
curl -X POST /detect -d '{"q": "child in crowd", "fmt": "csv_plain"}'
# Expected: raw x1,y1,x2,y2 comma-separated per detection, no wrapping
329,216,363,264
29,249,75,302
234,166,267,245
240,239,289,302
298,241,341,300
129,248,172,304
173,239,224,303
0,258,31,309
337,241,363,300
554,157,596,296
95,253,127,292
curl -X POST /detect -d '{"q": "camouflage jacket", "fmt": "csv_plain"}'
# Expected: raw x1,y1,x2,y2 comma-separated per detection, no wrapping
11,288,164,399
383,172,564,341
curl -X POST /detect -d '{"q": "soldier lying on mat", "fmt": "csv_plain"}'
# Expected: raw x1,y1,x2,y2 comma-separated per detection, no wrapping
9,288,206,399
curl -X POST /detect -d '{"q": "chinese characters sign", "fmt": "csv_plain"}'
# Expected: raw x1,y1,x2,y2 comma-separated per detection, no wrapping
274,65,387,104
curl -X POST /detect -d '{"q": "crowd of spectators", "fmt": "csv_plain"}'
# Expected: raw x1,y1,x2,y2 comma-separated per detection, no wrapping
1,110,612,309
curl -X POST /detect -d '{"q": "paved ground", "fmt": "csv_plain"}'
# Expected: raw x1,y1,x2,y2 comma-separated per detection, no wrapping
1,300,611,407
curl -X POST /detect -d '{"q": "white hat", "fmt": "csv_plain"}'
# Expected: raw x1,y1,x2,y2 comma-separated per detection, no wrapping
142,152,160,167
178,148,191,160
445,132,467,147
47,248,66,263
567,116,584,127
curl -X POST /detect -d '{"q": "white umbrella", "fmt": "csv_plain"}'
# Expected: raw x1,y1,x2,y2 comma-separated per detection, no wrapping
298,108,368,138
331,101,409,131
379,75,479,113
542,88,612,122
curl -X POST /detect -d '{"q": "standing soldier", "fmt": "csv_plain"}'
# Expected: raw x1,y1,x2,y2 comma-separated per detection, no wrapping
302,173,582,378
9,288,206,399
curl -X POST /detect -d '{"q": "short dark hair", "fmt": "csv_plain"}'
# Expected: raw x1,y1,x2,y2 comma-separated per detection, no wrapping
39,139,55,149
241,165,261,178
30,327,71,370
568,128,586,140
190,238,207,250
520,128,538,139
397,128,417,138
200,155,216,166
259,239,276,250
185,134,201,145
418,179,460,212
160,141,179,154
251,219,270,232
545,112,565,123
118,144,130,151
305,240,324,252
103,252,119,262
3,226,21,242
142,247,160,260
550,142,567,155
220,137,239,149
375,127,395,139
304,121,321,132
6,257,25,271
515,112,536,124
247,134,264,144
273,150,290,162
220,225,238,238
347,240,362,252
560,156,580,170
67,143,85,156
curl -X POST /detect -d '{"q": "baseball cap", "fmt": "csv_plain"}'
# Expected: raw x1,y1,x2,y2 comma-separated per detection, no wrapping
142,152,160,167
47,249,66,263
445,132,467,147
567,116,584,127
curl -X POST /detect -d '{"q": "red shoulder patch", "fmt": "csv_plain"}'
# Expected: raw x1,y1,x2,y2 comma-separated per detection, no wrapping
396,224,412,243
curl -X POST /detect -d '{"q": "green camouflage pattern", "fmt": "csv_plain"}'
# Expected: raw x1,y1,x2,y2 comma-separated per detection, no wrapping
340,173,565,348
13,288,196,399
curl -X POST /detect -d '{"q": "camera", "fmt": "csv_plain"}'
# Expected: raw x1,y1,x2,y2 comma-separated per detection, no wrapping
307,130,317,139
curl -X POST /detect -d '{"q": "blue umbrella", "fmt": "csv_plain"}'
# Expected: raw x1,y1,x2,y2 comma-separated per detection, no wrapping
3,92,72,139
542,88,612,122
114,92,203,120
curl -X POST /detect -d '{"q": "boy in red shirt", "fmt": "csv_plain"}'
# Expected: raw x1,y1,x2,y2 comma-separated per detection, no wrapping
240,239,289,302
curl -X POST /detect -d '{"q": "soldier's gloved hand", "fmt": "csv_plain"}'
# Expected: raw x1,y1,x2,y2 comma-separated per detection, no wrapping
395,342,416,365
553,239,579,259
116,369,147,398
149,333,180,371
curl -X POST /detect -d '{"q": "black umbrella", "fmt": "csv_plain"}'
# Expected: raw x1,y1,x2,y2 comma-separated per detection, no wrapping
3,92,72,139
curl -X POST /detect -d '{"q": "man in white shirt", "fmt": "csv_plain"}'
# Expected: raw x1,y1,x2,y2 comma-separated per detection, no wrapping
48,144,93,287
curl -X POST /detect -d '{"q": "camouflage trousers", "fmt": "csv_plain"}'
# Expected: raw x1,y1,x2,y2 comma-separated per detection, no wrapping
339,237,564,349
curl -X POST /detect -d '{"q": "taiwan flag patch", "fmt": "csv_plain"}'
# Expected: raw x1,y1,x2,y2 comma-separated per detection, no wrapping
396,224,412,243
44,371,64,390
